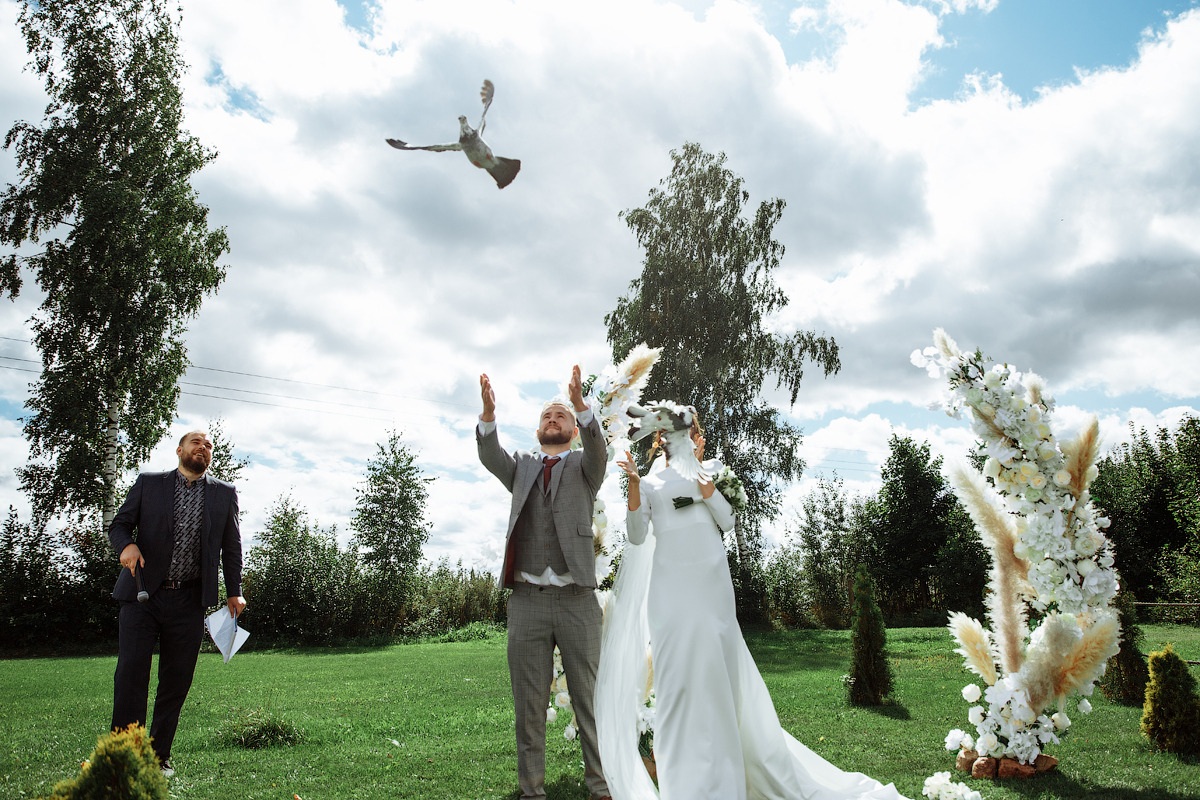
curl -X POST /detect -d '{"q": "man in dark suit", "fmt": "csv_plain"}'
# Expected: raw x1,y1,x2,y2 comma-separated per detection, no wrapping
477,365,610,800
108,429,246,775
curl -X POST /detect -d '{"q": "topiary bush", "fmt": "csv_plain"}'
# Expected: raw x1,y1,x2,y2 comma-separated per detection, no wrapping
1140,643,1200,756
847,564,894,706
1099,590,1150,706
41,724,168,800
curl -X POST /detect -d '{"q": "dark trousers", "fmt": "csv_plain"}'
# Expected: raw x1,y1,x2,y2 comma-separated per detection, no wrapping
111,583,204,763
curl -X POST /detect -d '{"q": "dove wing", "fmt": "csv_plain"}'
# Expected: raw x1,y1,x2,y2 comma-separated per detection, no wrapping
478,79,495,133
386,138,463,152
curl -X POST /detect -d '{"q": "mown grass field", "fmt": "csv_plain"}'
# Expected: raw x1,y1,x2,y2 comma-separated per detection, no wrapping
2,625,1197,800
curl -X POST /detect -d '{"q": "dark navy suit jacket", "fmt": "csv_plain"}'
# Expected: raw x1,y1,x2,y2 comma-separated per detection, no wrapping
108,470,242,608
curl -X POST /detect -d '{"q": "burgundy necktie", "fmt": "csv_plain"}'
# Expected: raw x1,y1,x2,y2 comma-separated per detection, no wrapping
543,457,561,492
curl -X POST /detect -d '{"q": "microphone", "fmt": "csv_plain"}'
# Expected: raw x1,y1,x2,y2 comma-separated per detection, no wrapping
133,563,149,603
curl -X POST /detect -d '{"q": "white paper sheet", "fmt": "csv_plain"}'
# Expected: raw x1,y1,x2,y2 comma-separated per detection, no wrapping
205,608,249,663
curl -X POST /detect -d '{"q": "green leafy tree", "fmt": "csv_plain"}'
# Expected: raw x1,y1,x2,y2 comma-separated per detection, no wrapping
792,476,858,628
605,142,840,621
206,416,249,485
1092,418,1200,601
242,496,366,644
855,434,985,621
1,0,229,529
847,564,893,706
350,430,434,634
0,508,72,649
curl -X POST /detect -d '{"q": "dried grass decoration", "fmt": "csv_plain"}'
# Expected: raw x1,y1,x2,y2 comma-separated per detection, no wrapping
914,331,1121,774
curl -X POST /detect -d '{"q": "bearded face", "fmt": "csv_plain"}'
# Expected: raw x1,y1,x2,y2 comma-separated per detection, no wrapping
177,432,213,475
536,405,576,446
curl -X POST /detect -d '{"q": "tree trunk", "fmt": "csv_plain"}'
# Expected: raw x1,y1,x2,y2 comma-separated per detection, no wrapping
101,398,121,532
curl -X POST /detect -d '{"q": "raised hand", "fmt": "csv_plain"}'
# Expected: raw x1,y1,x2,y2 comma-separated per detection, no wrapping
480,373,496,422
616,450,640,485
568,364,586,412
694,435,715,497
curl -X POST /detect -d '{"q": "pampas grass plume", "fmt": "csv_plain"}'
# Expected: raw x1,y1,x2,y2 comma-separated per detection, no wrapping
1021,614,1082,710
1053,610,1122,700
617,344,661,394
949,612,998,685
934,328,960,361
1061,417,1102,498
950,461,1030,674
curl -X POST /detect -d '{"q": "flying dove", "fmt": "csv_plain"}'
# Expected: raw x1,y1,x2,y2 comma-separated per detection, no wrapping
627,401,711,481
386,79,522,189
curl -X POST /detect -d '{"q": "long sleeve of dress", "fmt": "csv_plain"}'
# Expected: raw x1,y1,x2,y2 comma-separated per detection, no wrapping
627,493,651,545
700,459,736,533
702,485,736,534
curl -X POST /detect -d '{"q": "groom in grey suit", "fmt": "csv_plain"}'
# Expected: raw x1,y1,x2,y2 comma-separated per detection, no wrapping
477,365,610,800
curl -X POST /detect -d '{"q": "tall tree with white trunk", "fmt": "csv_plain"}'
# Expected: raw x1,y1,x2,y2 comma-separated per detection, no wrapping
1,0,228,529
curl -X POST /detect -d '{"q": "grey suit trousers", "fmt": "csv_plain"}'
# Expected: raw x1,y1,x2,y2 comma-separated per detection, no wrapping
508,582,607,799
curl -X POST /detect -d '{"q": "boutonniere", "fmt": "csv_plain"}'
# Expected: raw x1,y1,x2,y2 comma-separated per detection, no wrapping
671,496,695,509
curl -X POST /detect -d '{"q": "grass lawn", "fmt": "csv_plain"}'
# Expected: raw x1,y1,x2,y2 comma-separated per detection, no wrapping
1,625,1197,800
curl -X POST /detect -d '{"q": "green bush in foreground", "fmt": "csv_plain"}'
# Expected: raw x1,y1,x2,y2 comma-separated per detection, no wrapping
42,724,167,800
1140,642,1200,755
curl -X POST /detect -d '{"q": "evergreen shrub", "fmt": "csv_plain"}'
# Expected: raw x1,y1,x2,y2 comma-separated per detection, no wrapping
41,725,167,800
1099,590,1150,706
847,564,894,706
1140,643,1200,756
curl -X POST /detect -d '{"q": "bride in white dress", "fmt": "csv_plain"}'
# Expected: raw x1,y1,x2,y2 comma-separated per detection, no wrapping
595,421,910,800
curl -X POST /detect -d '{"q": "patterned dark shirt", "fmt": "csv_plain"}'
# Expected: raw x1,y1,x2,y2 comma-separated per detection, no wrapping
166,470,205,581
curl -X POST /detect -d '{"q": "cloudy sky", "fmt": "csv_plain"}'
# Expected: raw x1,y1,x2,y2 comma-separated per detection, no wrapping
2,0,1198,572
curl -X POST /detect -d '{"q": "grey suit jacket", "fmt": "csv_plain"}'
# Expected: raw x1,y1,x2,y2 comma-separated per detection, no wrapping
108,470,242,607
478,413,607,588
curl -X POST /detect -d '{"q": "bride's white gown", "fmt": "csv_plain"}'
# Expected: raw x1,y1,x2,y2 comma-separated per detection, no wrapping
596,458,910,800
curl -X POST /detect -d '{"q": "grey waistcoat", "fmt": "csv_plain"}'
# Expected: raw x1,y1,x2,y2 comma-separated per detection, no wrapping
513,481,569,577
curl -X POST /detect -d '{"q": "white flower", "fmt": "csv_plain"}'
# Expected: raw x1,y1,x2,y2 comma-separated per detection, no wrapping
1052,711,1070,730
564,724,577,741
983,458,1001,479
555,692,571,709
922,772,952,798
962,684,982,703
546,707,558,723
969,706,986,726
945,729,967,750
1078,698,1092,714
1054,469,1072,486
975,732,1000,755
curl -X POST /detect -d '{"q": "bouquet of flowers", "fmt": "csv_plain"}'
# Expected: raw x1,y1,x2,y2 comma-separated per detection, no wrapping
713,465,748,512
912,330,1120,768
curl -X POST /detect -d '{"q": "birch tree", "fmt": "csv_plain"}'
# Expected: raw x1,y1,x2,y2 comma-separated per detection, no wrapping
605,142,840,619
1,0,228,528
